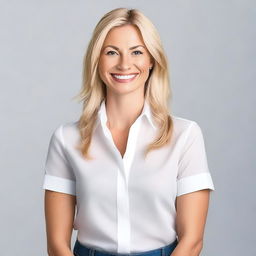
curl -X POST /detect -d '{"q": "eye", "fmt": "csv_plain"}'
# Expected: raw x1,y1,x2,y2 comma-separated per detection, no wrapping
133,50,143,55
105,50,143,56
106,51,117,55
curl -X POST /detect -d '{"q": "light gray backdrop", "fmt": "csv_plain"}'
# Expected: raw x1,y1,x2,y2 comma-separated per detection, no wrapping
0,0,255,255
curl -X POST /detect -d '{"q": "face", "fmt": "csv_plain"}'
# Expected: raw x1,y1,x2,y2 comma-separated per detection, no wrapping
98,24,154,95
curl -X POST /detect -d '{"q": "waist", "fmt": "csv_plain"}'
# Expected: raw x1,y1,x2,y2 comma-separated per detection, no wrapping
73,239,179,256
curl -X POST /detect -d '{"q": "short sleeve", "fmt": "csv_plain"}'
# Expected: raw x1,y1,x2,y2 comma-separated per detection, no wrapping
176,121,215,197
42,125,76,195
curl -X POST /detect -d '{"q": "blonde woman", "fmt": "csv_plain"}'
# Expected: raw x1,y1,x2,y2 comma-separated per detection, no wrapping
43,7,215,256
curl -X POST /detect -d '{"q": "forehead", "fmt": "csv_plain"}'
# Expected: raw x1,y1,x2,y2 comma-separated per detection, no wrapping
103,25,145,46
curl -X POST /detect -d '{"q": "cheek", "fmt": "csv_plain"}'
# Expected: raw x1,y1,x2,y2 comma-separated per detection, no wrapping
98,58,107,72
98,61,108,82
99,56,116,71
97,63,104,78
136,59,151,72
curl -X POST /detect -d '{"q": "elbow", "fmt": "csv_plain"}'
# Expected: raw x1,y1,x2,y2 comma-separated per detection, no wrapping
192,239,203,254
47,247,54,256
178,237,204,255
47,243,71,256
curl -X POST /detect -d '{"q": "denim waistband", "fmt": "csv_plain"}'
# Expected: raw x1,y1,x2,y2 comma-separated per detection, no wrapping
73,239,178,256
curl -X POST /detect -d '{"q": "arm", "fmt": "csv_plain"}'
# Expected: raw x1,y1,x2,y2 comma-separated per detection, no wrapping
44,190,76,256
171,189,211,256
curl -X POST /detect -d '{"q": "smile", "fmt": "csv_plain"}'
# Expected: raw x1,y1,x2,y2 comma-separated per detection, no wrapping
111,73,138,83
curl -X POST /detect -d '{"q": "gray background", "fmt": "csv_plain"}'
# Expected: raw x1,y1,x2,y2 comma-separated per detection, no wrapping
0,0,255,255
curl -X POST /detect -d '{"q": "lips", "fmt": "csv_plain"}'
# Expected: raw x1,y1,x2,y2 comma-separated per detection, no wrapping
111,73,139,75
110,73,139,83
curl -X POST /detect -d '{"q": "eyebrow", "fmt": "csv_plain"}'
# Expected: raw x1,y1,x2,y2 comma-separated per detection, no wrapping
103,45,146,50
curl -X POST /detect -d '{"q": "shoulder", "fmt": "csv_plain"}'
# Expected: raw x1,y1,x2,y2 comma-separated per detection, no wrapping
170,114,197,131
170,114,204,140
50,120,80,146
61,120,79,132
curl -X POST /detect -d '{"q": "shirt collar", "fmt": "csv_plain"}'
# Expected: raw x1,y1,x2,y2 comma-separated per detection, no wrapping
97,99,157,130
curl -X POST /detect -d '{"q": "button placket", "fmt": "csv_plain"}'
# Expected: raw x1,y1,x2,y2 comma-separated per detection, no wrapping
117,117,142,253
99,102,144,253
123,118,141,184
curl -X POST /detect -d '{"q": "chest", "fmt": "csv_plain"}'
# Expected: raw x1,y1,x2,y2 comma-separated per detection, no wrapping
69,123,179,205
109,128,129,158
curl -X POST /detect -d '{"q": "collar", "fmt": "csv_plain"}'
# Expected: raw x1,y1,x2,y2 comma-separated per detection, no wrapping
97,99,157,130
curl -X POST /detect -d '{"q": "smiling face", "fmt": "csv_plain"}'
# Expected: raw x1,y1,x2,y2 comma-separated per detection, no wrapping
98,24,153,96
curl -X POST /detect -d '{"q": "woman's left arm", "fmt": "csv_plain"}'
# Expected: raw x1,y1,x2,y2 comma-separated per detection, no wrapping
171,189,211,256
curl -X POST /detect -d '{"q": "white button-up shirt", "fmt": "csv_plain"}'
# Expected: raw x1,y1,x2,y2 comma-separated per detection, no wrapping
42,99,215,253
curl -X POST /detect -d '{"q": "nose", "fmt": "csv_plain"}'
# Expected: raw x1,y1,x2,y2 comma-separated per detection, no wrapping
116,54,132,71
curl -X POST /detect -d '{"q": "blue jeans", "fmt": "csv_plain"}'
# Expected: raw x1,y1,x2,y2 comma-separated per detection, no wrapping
73,239,178,256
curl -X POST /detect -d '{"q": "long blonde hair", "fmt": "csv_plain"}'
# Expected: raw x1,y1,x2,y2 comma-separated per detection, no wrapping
72,7,174,160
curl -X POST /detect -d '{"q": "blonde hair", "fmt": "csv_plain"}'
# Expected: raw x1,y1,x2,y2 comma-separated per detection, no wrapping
72,7,174,160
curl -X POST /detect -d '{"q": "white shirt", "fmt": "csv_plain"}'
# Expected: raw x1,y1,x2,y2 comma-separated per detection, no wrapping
42,99,215,253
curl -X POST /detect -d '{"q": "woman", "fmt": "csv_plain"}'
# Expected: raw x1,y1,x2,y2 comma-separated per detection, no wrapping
43,7,215,256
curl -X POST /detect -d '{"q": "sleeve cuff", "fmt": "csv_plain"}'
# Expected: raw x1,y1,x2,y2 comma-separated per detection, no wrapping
42,174,76,196
177,172,215,197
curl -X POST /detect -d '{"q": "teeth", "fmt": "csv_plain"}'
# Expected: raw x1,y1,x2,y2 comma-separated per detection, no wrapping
112,74,137,79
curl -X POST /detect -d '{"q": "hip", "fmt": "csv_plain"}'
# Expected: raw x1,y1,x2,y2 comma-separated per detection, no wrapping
73,239,178,256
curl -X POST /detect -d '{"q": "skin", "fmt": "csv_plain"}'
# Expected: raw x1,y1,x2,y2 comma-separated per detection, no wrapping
98,24,154,158
171,189,211,255
44,24,211,256
98,24,154,132
44,191,76,256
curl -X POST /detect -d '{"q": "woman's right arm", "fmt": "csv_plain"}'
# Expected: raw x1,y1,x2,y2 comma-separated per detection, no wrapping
44,190,76,256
